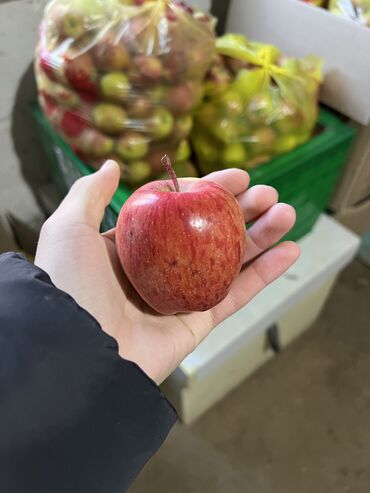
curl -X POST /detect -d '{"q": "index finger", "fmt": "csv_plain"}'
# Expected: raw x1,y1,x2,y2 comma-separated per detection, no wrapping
201,168,250,197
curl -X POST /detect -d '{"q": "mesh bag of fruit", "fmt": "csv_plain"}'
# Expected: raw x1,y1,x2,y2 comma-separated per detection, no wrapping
300,0,325,6
329,0,370,26
191,34,323,173
35,0,216,188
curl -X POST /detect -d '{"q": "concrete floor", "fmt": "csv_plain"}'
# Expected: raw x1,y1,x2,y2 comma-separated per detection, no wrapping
130,260,370,493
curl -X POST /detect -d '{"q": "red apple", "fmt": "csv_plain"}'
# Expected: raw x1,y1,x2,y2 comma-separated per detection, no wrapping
166,84,194,115
127,94,152,117
73,128,114,158
132,55,164,83
39,50,64,82
166,7,178,22
64,51,97,94
92,32,130,72
53,82,81,107
163,50,188,82
39,92,58,117
47,105,64,129
61,110,89,138
116,156,246,315
167,83,204,116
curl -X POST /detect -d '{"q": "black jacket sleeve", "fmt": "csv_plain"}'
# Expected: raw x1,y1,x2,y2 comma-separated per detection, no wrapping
0,252,177,493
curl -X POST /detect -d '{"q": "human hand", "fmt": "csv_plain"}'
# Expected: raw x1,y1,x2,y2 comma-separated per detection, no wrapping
35,161,299,384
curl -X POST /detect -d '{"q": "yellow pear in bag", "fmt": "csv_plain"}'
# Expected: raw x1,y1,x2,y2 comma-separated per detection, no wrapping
192,34,323,172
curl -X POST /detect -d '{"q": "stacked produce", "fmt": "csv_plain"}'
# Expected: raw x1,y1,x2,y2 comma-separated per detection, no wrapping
35,0,216,188
329,0,370,26
191,34,323,174
301,0,325,6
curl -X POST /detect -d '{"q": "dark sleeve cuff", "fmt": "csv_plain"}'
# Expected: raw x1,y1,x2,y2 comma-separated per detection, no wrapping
0,252,177,493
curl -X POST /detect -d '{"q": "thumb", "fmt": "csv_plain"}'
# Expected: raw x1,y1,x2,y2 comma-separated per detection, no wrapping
57,160,121,229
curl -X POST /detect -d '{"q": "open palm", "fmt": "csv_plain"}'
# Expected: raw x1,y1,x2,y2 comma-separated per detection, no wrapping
35,161,299,384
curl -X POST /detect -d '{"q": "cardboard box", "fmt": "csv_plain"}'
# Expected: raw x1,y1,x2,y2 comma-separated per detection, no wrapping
330,123,370,211
226,0,370,125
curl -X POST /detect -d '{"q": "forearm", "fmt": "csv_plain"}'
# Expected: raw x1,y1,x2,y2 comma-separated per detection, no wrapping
0,253,176,493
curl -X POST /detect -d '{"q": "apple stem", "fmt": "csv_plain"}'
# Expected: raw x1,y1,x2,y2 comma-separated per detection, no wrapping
161,154,180,193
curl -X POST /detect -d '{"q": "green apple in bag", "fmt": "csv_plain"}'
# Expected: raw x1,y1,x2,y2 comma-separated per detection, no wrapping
222,143,248,166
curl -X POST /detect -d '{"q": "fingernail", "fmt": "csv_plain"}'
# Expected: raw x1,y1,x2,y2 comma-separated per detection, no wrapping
101,160,117,171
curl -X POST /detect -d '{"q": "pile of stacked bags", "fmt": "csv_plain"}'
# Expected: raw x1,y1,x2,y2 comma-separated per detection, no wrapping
36,0,323,187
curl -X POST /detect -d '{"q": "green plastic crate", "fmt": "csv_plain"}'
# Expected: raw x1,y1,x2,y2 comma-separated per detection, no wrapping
247,110,355,241
31,102,355,240
31,102,130,232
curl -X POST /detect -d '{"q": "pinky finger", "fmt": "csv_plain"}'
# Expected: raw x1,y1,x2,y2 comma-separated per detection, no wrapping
211,241,300,327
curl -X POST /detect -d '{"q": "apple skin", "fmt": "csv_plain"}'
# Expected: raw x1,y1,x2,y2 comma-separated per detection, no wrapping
132,55,164,83
175,139,191,162
116,179,246,315
126,160,152,186
64,51,97,94
210,118,240,144
222,143,247,166
219,91,244,118
93,104,126,134
61,109,88,138
73,128,114,158
39,91,58,118
149,108,174,140
39,50,64,83
100,72,131,101
163,50,188,83
166,84,194,115
116,132,149,161
166,83,203,115
173,161,199,178
127,94,151,118
92,32,130,72
60,10,85,39
173,114,193,139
